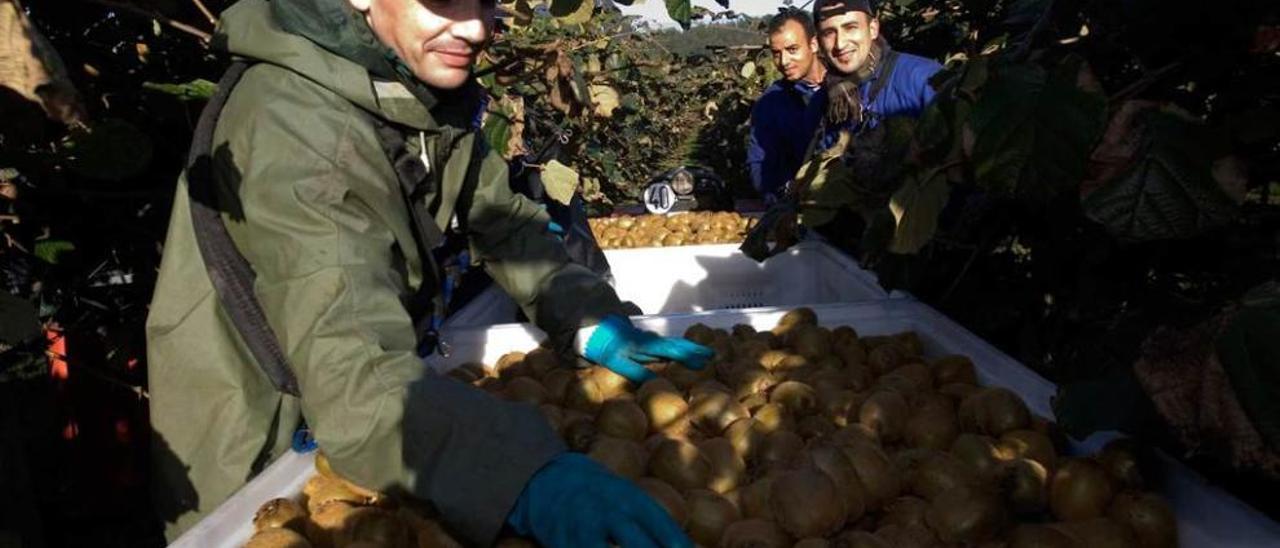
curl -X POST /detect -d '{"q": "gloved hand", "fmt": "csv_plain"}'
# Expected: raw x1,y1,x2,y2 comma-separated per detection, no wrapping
506,452,691,548
582,315,713,384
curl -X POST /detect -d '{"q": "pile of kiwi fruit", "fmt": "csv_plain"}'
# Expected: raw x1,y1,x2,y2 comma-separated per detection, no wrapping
245,307,1179,548
588,212,757,249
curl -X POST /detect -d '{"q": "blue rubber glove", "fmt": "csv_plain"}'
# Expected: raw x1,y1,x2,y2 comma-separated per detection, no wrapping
506,453,692,548
547,219,566,236
583,315,713,384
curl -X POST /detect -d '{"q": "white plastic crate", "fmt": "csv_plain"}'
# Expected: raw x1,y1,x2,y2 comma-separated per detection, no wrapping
443,242,887,328
173,300,1280,548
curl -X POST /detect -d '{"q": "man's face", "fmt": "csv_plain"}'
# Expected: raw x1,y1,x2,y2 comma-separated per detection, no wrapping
768,20,819,83
348,0,494,89
818,10,880,76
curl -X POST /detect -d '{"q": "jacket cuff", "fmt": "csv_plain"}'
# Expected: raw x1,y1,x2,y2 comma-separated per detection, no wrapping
401,374,567,545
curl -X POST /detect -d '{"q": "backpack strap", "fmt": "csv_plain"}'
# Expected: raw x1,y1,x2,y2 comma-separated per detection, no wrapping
186,61,300,396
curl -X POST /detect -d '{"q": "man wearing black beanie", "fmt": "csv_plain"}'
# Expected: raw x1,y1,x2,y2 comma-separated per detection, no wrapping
806,0,941,148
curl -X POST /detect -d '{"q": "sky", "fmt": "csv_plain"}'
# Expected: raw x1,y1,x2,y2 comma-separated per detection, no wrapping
613,0,809,30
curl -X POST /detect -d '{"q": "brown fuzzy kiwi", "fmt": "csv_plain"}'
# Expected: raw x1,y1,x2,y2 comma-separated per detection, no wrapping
873,523,942,547
757,350,790,371
827,423,878,448
736,475,776,520
446,362,485,384
503,376,548,405
336,506,409,548
585,366,631,400
938,382,980,401
858,391,909,442
636,377,681,403
719,519,792,548
806,444,868,522
524,347,560,379
769,381,819,416
770,469,848,538
649,438,713,490
724,418,766,463
398,508,465,548
752,403,794,434
689,391,751,436
305,477,370,515
879,496,931,530
636,477,689,526
832,325,859,346
690,379,734,400
757,429,806,473
1108,491,1177,548
866,344,905,375
821,389,858,428
909,452,982,501
1008,524,1077,548
253,497,308,534
772,308,818,338
244,527,313,548
838,441,901,510
931,355,978,385
588,436,646,479
834,531,889,548
796,414,837,440
731,324,758,340
562,414,598,453
904,398,959,451
685,489,742,546
999,429,1058,472
893,331,924,357
685,323,718,346
1004,457,1050,515
1097,439,1145,490
950,433,1013,482
731,366,780,400
959,387,1031,436
494,351,529,380
540,368,576,405
697,437,749,494
1050,459,1116,522
791,325,834,360
926,485,1007,544
305,500,355,548
881,361,933,394
596,399,649,441
643,391,692,436
739,392,769,413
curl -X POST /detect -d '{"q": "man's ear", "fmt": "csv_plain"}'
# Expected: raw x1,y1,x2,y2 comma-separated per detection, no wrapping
869,18,881,41
348,0,371,12
809,36,820,54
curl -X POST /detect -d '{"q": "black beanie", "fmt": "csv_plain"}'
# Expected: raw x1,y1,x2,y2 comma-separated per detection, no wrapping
812,0,873,24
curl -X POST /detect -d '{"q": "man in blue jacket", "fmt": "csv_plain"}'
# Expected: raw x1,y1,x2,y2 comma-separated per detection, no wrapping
791,0,943,256
746,9,826,203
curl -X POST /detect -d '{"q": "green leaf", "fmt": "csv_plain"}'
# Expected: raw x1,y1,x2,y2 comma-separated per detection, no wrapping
1082,110,1240,242
541,160,580,205
665,0,692,30
888,169,950,254
482,108,511,160
550,0,593,24
142,79,217,101
0,292,40,346
968,58,1106,201
33,240,75,265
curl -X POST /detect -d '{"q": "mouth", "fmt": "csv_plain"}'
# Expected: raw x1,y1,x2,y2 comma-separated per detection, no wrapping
430,48,476,69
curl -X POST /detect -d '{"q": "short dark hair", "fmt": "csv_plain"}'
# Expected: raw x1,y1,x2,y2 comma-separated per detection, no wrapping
767,8,816,41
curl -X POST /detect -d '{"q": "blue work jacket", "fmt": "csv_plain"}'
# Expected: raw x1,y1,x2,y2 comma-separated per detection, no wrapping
806,49,943,152
747,79,822,200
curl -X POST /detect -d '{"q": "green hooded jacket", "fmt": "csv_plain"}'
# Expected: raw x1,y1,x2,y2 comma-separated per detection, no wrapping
145,0,628,542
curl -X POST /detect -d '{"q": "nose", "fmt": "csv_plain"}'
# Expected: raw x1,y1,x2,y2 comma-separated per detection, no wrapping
450,1,493,45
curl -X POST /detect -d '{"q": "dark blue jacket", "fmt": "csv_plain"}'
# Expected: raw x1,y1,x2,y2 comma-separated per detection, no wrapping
747,79,822,200
806,49,942,152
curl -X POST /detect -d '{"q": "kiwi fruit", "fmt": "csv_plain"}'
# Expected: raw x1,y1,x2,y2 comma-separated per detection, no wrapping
839,441,901,510
736,476,776,520
596,398,649,441
588,436,646,479
770,468,848,538
1108,491,1177,548
1097,439,1145,490
1008,524,1077,548
335,506,409,548
757,429,806,473
769,381,819,416
858,391,908,442
697,437,748,494
649,438,713,490
950,433,1012,482
244,527,312,548
1050,459,1116,522
1005,458,1051,515
637,477,689,526
773,308,818,338
999,429,1058,472
503,376,548,405
724,418,766,463
752,403,794,434
540,368,576,404
926,485,1007,544
685,489,742,546
931,355,978,385
253,497,308,534
959,387,1031,436
689,391,751,436
642,391,691,436
805,444,867,522
720,519,792,548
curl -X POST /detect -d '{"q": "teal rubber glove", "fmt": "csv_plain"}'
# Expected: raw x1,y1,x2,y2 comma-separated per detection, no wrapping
505,453,692,548
583,315,713,384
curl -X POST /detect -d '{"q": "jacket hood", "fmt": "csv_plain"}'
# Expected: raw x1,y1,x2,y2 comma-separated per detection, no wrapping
214,0,481,130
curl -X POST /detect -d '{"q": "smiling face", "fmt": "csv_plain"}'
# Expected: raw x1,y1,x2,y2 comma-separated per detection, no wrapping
347,0,495,89
769,20,822,84
817,10,880,76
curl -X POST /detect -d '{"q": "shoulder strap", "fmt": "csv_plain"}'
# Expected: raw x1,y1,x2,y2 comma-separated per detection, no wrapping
866,50,901,107
186,61,300,396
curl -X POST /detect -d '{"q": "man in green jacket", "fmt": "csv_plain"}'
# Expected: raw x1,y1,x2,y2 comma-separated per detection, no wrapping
146,0,707,545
